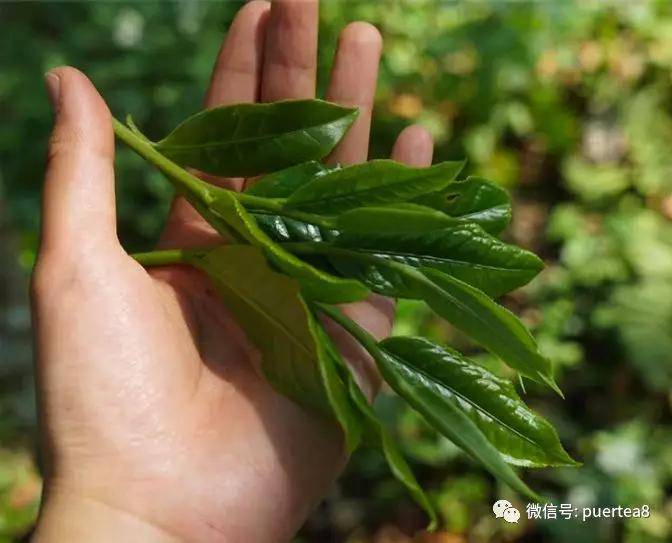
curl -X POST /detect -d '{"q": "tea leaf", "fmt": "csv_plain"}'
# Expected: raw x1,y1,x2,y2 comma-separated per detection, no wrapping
375,342,541,500
333,222,543,297
154,100,358,176
334,204,457,234
316,304,540,501
207,190,369,303
302,249,557,391
413,267,559,392
111,120,368,303
285,160,465,214
414,176,511,234
381,337,578,467
319,329,437,528
252,214,337,244
246,161,340,198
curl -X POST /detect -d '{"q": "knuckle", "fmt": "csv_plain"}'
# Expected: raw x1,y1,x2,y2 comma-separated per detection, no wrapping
30,259,60,302
29,265,47,301
30,252,85,304
31,241,124,305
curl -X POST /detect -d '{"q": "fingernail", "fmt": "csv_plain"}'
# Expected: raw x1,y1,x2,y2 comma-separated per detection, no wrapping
44,71,61,114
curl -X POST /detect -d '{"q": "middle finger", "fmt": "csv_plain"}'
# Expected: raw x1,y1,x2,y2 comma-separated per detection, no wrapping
260,0,319,102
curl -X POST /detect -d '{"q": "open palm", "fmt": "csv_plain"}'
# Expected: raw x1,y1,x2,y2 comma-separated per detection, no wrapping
32,1,433,542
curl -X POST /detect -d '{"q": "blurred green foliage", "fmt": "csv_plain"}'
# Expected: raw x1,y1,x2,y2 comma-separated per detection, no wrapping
1,1,672,542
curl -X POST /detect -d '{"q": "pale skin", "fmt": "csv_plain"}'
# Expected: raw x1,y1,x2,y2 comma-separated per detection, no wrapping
30,1,434,541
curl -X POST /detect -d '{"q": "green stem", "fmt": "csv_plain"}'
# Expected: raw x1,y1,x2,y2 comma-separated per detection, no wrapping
314,302,381,354
132,249,201,267
235,192,285,211
113,118,213,204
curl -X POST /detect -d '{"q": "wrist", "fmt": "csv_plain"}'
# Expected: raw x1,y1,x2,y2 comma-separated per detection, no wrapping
32,489,180,543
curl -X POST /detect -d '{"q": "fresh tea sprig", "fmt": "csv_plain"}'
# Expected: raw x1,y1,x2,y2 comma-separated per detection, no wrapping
114,99,578,527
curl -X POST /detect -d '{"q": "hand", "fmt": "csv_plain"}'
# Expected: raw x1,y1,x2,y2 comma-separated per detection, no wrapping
31,1,433,541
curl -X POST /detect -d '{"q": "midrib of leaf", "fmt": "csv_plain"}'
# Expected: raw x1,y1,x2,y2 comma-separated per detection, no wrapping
393,356,540,451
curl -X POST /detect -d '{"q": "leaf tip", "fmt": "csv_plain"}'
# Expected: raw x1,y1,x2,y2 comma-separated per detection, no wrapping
551,448,582,467
539,372,564,398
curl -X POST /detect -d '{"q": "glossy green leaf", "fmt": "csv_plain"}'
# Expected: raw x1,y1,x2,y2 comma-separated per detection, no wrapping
334,223,543,296
249,189,519,299
246,161,339,198
189,245,329,413
414,176,511,234
321,256,557,390
252,214,337,244
411,267,559,392
381,337,578,467
285,160,465,214
326,255,403,297
373,339,541,500
347,377,437,529
326,252,405,297
334,203,457,234
311,322,363,453
333,222,543,297
316,304,539,501
153,100,358,176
